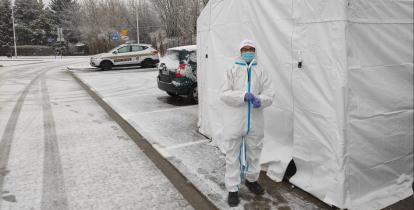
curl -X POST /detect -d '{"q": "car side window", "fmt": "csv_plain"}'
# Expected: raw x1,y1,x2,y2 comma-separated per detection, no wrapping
117,46,131,53
132,45,147,52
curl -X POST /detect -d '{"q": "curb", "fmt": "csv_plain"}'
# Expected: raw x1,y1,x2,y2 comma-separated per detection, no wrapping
66,66,98,71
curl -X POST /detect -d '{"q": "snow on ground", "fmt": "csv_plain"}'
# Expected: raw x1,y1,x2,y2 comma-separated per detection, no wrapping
0,60,50,67
0,56,90,67
0,59,192,210
71,65,334,210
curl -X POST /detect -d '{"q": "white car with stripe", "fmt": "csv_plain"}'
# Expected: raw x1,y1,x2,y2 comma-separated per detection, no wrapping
90,44,159,70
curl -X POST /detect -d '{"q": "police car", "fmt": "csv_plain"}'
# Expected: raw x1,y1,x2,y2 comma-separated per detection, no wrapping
90,44,159,70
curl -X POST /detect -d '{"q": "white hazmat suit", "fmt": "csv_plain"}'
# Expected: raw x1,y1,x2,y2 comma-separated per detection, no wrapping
221,43,275,192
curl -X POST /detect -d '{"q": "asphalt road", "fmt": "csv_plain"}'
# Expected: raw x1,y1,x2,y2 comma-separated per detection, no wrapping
1,58,412,210
0,59,194,210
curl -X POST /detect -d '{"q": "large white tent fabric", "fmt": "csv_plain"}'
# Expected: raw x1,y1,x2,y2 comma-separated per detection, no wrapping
197,0,413,209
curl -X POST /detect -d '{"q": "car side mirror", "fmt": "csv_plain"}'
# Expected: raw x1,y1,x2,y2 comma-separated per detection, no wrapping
112,51,118,55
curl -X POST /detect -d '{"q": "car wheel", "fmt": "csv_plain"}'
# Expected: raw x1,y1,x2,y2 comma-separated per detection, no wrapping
142,59,156,68
167,91,178,97
188,85,198,104
100,61,113,70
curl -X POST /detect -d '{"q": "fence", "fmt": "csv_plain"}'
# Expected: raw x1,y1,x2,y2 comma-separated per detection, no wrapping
0,45,54,56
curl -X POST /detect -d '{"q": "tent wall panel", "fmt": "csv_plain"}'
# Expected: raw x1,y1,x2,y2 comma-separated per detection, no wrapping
197,0,413,209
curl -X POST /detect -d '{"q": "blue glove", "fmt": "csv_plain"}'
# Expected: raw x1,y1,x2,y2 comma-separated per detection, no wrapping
251,97,261,108
244,93,255,102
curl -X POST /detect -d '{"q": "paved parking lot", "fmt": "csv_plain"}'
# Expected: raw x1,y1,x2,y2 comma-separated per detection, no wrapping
69,66,339,210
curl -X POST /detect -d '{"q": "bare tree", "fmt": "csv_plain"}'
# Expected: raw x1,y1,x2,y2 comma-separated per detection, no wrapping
64,0,208,54
151,0,207,49
152,0,184,37
200,0,209,6
128,0,161,44
75,0,157,53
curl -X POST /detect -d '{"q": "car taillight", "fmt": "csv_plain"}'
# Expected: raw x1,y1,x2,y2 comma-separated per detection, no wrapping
175,72,184,78
152,51,158,55
178,63,186,70
175,63,186,78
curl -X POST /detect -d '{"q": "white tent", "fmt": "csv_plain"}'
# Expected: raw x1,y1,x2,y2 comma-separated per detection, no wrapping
197,0,413,209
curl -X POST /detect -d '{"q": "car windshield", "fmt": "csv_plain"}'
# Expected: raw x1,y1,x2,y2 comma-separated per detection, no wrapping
161,49,196,70
166,50,194,63
107,45,128,53
160,49,196,70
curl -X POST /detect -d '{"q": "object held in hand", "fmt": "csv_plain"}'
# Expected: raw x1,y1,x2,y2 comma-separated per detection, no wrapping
252,98,261,108
244,93,255,102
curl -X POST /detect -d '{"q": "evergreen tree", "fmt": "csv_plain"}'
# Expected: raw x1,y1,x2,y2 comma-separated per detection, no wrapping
49,0,80,43
0,0,13,47
50,0,67,27
41,7,56,45
50,0,74,16
32,0,48,45
14,0,44,45
35,1,55,45
12,0,55,45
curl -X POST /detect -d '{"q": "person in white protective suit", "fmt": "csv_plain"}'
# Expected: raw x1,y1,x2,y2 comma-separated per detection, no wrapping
221,39,275,207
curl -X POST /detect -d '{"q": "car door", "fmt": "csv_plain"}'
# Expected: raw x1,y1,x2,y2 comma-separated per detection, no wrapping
131,45,148,64
113,45,133,65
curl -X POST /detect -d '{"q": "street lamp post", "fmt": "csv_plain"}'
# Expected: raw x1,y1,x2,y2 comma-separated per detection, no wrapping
11,5,17,58
136,0,140,44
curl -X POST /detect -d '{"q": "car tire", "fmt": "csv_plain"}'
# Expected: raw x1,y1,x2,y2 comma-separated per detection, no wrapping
142,59,156,68
167,91,178,97
188,85,198,104
100,61,113,70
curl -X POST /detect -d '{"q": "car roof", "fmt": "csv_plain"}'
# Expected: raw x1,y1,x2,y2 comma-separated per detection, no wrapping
168,45,197,52
136,43,152,47
119,43,153,47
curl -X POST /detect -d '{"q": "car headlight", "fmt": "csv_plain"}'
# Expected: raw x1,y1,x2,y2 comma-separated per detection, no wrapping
91,57,101,62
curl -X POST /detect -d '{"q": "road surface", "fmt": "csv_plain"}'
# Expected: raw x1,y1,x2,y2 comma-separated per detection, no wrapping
1,58,412,210
0,59,193,210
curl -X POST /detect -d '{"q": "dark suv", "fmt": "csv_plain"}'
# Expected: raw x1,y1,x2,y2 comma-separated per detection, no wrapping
157,45,198,103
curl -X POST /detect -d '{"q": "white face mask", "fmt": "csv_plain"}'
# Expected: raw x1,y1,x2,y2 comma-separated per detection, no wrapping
241,52,256,63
